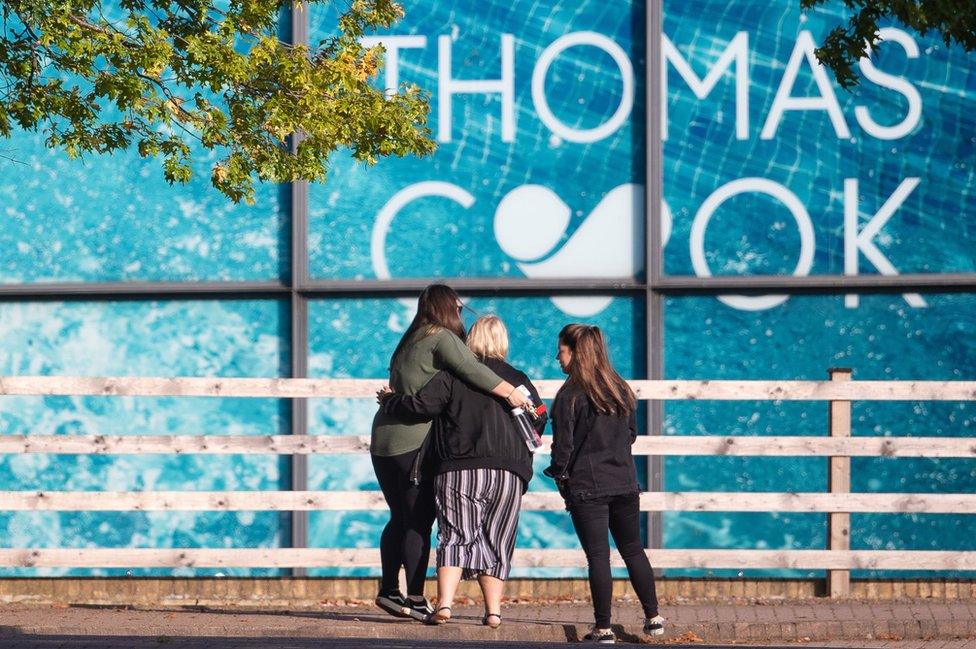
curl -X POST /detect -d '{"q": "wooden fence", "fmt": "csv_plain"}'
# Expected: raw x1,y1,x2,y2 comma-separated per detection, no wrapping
2,370,975,598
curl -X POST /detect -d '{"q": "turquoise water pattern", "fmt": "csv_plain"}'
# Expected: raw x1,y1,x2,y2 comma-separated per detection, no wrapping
0,0,973,578
0,125,287,282
306,296,642,576
663,1,976,276
0,0,288,283
661,0,975,576
0,301,291,576
664,293,976,577
308,0,645,280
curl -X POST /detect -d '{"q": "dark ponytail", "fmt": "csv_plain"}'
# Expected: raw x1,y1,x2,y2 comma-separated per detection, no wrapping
558,324,635,416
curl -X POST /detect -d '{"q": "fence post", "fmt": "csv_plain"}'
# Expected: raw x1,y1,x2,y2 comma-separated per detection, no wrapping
827,368,852,598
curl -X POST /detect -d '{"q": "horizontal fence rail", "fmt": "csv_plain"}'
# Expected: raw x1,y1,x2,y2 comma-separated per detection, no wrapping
2,374,975,593
2,549,973,571
0,435,973,457
2,491,974,513
3,376,976,400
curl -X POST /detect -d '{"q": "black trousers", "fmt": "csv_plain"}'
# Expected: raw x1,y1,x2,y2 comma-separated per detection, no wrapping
371,448,436,596
569,492,659,627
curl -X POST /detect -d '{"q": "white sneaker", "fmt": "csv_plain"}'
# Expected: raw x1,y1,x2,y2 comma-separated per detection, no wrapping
584,626,616,644
643,615,665,636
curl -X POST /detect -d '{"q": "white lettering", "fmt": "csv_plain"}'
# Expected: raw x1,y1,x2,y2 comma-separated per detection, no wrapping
761,31,850,140
691,178,815,310
854,28,922,140
532,32,634,144
661,199,673,249
662,32,750,141
372,181,476,283
438,34,515,143
360,35,427,98
844,178,926,308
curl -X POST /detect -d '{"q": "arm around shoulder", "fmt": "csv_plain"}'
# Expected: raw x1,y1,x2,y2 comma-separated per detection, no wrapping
519,372,548,434
433,330,504,393
382,371,453,419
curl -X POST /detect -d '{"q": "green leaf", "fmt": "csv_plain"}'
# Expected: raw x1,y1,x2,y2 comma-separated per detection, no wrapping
0,0,435,202
804,0,976,90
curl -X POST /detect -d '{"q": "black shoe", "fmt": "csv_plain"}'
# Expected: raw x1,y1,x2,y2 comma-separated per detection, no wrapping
644,615,665,636
375,592,411,618
583,627,616,644
405,597,435,621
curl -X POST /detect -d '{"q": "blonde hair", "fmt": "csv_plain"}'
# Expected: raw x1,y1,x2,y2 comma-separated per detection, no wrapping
467,315,509,361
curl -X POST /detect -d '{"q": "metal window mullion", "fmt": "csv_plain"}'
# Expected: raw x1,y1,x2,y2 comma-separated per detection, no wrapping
6,273,976,302
0,281,289,301
289,0,311,577
289,292,309,576
645,0,664,553
300,278,648,293
646,290,664,553
653,273,976,293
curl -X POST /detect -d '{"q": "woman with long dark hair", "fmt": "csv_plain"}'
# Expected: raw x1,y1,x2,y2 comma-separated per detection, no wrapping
545,324,664,644
371,284,533,620
379,315,544,628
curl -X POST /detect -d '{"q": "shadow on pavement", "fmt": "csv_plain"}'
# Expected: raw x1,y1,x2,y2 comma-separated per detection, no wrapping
66,603,597,631
0,636,781,649
68,603,413,625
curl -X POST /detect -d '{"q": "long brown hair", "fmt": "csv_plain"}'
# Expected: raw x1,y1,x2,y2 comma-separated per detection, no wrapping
389,284,466,368
558,324,636,416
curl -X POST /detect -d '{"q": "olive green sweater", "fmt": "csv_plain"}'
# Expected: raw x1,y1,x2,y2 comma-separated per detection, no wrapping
370,327,503,457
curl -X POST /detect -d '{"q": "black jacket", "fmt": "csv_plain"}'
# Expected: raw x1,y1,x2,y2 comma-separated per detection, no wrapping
545,381,639,503
381,357,545,488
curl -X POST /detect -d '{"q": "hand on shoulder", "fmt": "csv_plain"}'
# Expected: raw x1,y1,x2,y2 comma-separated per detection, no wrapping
376,385,394,404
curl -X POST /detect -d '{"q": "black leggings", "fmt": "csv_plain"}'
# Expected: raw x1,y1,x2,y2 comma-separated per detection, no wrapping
371,448,436,596
569,492,659,627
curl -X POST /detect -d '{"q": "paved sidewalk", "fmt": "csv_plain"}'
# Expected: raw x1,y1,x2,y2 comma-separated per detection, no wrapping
806,643,973,649
0,639,973,649
0,599,973,645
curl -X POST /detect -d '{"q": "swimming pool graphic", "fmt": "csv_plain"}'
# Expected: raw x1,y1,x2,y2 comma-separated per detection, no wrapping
0,0,972,577
371,181,644,316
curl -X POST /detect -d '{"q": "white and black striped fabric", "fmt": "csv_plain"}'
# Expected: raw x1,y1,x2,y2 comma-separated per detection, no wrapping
434,468,523,580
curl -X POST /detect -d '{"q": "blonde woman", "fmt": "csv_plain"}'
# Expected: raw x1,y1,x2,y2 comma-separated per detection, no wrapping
379,315,545,628
371,286,532,620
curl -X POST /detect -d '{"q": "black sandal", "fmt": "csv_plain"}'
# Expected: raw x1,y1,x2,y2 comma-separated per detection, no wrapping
425,606,452,625
482,612,502,629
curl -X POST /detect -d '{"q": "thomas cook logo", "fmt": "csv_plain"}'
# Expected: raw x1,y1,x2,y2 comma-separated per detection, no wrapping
371,182,650,317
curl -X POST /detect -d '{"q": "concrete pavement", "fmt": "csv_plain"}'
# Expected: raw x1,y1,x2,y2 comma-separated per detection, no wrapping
0,598,973,646
0,638,973,649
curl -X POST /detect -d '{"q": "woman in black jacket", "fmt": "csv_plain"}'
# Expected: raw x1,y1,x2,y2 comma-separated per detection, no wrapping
371,285,532,621
545,324,664,644
379,315,545,629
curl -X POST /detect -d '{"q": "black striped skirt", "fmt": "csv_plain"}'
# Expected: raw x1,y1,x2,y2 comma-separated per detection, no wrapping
434,468,523,580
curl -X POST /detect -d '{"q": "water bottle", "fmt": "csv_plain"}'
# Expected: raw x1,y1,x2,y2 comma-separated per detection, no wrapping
511,385,543,452
512,406,542,451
